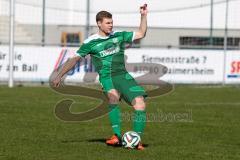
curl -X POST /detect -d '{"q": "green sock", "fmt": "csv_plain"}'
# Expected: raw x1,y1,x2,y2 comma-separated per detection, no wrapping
108,104,121,138
133,110,146,135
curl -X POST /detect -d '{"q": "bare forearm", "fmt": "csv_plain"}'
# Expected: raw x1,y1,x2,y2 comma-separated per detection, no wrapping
134,4,148,40
139,15,147,37
57,56,80,78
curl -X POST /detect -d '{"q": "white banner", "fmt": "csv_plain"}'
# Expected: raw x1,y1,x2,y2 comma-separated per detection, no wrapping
126,49,224,84
0,46,63,81
0,46,238,84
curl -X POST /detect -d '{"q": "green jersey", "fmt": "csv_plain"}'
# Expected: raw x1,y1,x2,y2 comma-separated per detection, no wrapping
76,31,135,78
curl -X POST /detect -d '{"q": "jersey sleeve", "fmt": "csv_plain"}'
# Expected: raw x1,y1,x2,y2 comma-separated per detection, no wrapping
122,31,135,43
76,42,91,58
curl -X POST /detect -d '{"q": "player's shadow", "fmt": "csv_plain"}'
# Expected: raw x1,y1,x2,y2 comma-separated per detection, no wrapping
87,138,121,147
87,138,149,148
87,138,106,143
61,139,85,143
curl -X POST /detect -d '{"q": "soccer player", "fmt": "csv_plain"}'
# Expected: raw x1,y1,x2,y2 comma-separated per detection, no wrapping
52,4,148,150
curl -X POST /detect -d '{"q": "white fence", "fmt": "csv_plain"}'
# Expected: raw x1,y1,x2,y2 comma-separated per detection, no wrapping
1,0,240,28
0,46,240,84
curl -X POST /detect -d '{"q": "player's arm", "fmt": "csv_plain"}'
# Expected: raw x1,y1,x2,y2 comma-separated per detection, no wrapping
52,42,91,87
52,56,81,87
134,4,148,40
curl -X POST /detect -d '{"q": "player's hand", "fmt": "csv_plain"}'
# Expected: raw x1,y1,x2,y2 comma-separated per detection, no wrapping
140,4,148,16
52,76,62,88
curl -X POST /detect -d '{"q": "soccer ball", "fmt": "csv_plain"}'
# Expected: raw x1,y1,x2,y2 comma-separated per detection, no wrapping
122,131,141,149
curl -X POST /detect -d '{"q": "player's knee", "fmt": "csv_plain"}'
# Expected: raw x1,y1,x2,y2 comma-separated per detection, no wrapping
133,102,146,110
108,96,119,104
132,96,146,110
108,90,120,104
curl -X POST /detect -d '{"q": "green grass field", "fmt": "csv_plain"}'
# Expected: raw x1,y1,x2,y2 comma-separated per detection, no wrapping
0,85,240,160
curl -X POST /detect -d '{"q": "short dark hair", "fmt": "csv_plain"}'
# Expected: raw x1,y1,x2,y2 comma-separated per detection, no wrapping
96,11,112,22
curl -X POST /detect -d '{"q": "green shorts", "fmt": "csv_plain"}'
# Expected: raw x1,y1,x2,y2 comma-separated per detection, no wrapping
99,72,147,105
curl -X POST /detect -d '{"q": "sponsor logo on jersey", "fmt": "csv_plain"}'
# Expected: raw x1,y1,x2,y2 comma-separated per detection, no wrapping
99,45,120,57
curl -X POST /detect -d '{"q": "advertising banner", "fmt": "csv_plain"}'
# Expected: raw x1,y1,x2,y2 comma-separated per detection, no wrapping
225,51,240,84
126,49,224,83
0,46,238,84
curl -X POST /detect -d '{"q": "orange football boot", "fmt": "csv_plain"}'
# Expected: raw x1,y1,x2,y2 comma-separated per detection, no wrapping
136,142,145,150
106,135,121,146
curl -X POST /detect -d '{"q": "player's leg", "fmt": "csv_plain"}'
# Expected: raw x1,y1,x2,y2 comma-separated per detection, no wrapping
131,96,146,150
99,78,122,145
116,73,147,150
132,96,146,136
107,89,122,139
116,73,147,135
